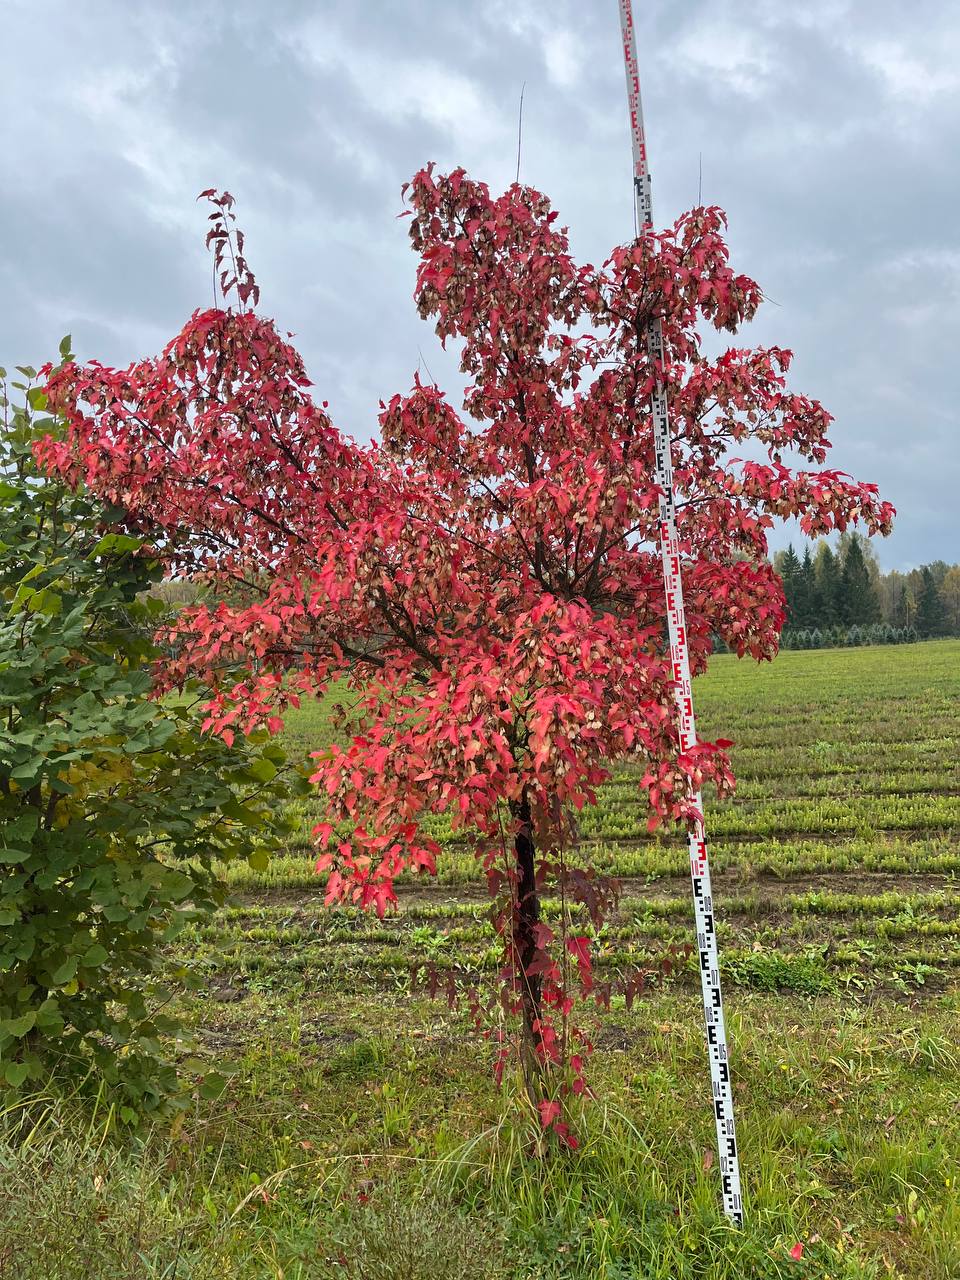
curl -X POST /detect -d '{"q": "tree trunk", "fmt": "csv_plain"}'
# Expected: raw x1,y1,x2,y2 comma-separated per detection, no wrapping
512,789,542,1096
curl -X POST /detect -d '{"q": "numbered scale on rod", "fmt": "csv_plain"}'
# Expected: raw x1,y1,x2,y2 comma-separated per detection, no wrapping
617,0,744,1226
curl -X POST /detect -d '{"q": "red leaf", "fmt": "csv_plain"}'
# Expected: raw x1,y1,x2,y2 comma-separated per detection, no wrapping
538,1100,561,1128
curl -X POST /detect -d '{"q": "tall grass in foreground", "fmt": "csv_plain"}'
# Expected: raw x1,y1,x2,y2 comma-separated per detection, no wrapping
0,1096,888,1280
3,984,958,1278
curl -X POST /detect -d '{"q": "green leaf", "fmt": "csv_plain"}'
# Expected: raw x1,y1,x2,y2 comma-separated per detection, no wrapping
199,1072,227,1100
81,944,109,968
13,560,45,590
50,957,79,985
59,335,72,358
5,814,40,841
34,999,62,1029
26,588,62,617
10,761,42,784
244,757,278,784
1,1011,36,1037
221,798,262,827
3,1062,30,1087
90,533,143,558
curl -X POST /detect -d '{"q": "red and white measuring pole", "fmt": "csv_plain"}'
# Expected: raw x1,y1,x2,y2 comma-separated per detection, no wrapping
618,0,744,1226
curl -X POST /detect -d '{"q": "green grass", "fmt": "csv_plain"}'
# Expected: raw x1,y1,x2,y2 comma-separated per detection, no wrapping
7,640,959,1278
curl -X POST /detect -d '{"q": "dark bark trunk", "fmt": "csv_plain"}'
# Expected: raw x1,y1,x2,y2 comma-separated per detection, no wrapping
512,789,542,1093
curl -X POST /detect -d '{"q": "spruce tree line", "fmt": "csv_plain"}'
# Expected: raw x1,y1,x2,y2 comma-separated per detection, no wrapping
772,534,956,647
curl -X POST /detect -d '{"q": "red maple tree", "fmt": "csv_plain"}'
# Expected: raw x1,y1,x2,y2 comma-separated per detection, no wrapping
38,175,892,1116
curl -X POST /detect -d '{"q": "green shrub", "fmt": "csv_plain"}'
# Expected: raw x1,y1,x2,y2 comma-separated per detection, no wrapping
724,948,835,994
0,353,307,1116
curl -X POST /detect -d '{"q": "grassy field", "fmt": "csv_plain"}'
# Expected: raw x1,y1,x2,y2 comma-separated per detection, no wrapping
5,641,959,1279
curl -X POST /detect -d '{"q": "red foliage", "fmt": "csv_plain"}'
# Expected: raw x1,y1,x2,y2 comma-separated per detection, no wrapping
36,170,892,1113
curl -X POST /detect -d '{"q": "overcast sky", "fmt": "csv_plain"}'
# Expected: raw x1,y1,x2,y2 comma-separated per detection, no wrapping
3,0,957,569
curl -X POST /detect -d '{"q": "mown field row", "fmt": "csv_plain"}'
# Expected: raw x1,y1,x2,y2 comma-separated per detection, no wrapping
177,890,960,1003
207,642,960,1005
221,641,960,897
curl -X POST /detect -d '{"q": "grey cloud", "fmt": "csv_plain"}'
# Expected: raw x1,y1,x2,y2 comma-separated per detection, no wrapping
2,0,956,569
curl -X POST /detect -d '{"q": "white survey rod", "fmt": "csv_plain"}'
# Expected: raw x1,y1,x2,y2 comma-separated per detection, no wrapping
618,0,744,1225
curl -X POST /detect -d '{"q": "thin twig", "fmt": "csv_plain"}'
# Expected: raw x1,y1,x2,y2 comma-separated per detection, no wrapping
515,82,526,184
